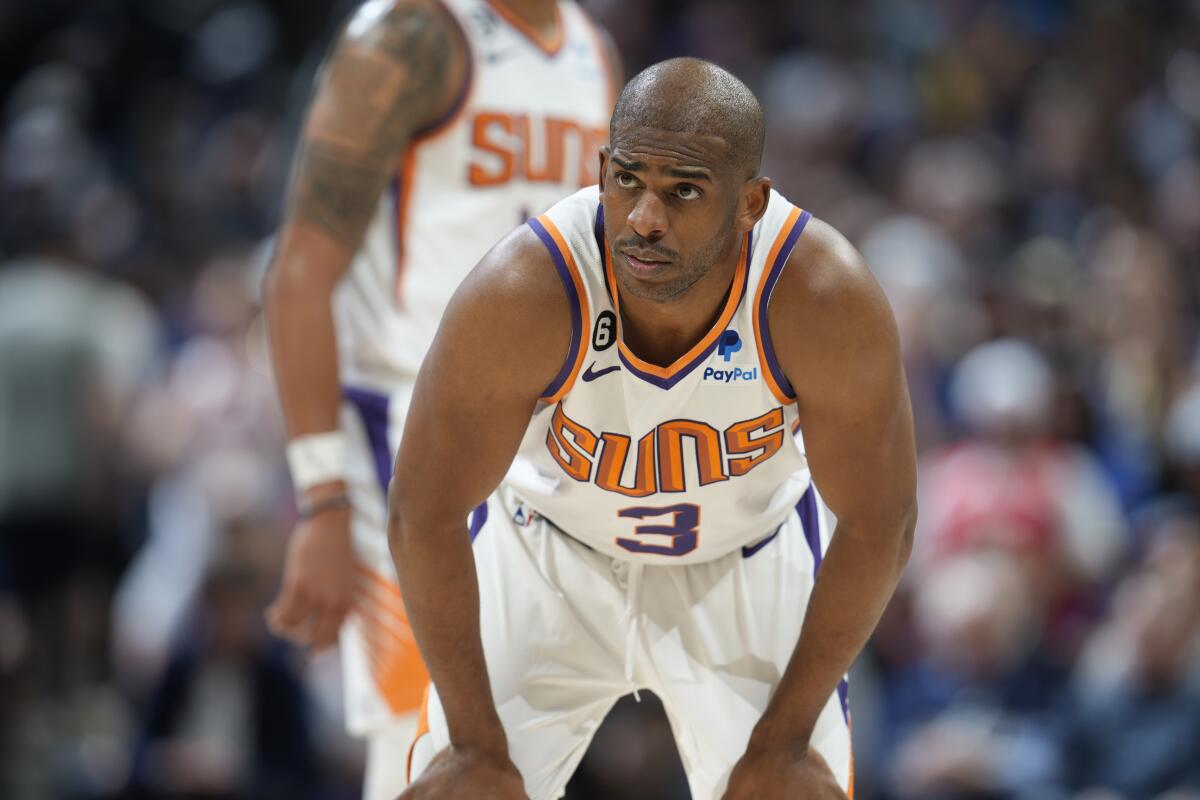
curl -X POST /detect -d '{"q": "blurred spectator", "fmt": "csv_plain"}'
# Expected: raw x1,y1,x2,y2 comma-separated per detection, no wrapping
859,214,985,449
886,549,1065,799
1081,225,1193,505
124,549,318,800
863,339,1128,798
1058,509,1200,797
0,249,160,592
0,245,161,798
916,339,1127,639
113,246,284,691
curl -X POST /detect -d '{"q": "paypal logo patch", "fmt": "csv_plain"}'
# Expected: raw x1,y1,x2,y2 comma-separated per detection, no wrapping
717,330,742,362
703,365,759,383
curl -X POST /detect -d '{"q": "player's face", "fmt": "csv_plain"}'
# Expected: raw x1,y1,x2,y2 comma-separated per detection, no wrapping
600,126,744,303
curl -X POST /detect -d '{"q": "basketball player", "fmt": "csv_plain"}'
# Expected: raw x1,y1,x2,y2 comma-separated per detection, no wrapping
261,1,618,797
390,58,918,800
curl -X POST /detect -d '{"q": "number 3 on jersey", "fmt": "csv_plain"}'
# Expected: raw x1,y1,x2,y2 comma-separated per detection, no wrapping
616,503,699,556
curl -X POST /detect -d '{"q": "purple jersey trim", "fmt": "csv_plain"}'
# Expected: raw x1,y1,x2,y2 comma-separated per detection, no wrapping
595,204,616,306
757,210,812,400
796,483,852,723
613,231,753,390
594,204,606,258
468,500,488,542
343,386,392,492
798,483,821,574
527,217,584,399
741,527,780,558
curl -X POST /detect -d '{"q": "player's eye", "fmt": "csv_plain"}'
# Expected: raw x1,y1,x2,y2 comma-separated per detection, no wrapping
675,184,701,200
614,171,639,189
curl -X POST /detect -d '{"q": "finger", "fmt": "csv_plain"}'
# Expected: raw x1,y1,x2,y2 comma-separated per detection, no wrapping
308,602,349,651
268,613,311,644
266,589,313,642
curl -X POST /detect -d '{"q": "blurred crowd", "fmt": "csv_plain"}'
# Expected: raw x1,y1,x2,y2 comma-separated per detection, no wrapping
1,0,1198,798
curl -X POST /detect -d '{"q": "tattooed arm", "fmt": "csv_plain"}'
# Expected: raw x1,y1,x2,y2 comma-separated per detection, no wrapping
264,0,465,651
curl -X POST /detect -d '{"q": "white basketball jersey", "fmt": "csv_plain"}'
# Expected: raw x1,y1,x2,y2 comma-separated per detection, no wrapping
334,0,614,391
505,186,816,564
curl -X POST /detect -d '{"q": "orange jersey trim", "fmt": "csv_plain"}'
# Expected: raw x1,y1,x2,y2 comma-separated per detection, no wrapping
353,564,429,716
485,0,564,56
604,235,749,380
752,205,804,404
406,686,433,782
536,214,591,404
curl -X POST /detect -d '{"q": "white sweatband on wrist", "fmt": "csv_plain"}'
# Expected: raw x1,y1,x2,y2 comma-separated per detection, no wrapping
286,431,347,491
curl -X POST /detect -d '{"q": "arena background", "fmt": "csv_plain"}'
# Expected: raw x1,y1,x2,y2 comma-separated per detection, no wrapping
2,0,1199,797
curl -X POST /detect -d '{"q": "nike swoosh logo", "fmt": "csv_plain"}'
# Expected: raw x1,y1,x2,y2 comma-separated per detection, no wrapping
581,362,620,382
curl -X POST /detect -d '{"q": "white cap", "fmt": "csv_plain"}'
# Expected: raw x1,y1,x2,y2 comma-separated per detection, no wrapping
949,338,1054,435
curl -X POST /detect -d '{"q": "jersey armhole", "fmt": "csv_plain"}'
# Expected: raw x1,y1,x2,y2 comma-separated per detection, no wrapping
753,207,812,405
527,215,590,403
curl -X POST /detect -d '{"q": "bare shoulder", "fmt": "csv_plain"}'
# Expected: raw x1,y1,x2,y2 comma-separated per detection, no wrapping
328,0,467,126
433,224,574,396
771,216,895,343
767,216,901,400
341,0,462,64
281,0,467,252
457,224,572,319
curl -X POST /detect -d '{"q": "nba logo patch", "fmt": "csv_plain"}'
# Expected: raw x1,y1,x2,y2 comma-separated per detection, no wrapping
718,330,742,362
513,505,539,527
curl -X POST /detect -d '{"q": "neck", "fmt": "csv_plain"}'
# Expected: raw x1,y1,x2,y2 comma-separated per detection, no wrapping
617,237,743,367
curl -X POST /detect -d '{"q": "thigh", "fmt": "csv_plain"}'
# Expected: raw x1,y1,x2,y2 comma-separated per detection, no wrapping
410,490,632,800
642,486,853,799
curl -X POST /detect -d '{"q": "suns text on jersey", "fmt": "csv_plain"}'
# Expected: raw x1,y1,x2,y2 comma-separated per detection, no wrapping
469,111,607,187
546,403,787,495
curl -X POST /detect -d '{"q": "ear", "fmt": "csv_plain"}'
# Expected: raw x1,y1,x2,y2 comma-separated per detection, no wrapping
598,146,611,194
736,177,772,232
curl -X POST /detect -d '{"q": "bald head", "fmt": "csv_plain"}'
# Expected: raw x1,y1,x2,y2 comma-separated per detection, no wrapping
610,58,765,178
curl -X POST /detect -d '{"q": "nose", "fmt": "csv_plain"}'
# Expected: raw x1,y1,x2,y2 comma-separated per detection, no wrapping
627,190,667,242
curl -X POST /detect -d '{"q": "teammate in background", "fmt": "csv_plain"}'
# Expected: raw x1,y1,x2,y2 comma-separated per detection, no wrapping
261,1,618,797
390,59,918,800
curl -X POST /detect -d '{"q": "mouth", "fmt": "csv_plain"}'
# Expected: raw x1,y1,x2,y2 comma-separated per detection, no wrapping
621,250,672,275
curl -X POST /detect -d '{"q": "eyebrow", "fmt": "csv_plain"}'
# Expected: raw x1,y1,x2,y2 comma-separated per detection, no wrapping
611,155,714,183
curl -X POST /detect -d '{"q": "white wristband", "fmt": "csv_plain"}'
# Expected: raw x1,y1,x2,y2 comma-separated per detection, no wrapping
286,431,347,491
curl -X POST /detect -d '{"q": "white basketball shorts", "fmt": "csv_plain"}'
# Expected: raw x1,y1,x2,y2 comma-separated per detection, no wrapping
408,482,854,799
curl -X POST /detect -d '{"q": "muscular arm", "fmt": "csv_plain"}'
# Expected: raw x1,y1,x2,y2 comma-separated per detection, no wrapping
264,0,464,444
262,0,465,651
756,218,918,751
388,227,571,755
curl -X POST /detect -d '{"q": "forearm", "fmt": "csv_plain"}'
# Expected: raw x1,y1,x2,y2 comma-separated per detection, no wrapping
264,238,345,440
754,514,914,749
388,508,506,752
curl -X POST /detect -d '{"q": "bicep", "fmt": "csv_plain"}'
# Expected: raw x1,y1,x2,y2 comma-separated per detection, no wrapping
778,227,917,531
798,341,917,532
